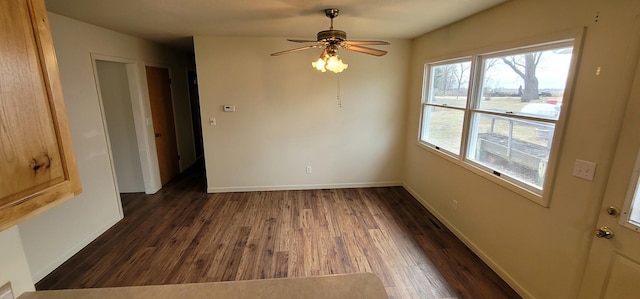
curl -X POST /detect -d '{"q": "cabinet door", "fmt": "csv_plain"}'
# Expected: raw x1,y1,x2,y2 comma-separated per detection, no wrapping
0,0,81,231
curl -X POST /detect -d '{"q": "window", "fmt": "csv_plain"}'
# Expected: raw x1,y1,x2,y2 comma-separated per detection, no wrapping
622,147,640,233
419,40,576,200
420,59,471,155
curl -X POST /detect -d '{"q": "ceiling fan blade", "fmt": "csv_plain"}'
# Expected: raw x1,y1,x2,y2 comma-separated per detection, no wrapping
344,45,388,56
270,45,320,56
343,40,390,46
287,39,319,43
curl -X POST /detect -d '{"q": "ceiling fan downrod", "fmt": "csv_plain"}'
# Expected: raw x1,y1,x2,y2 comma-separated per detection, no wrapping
325,8,339,30
318,8,346,43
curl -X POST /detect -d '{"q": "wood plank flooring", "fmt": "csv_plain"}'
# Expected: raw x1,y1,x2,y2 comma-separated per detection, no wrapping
36,167,520,298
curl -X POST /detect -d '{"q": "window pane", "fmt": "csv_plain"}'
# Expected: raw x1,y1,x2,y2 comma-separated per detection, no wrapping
625,152,640,230
427,61,471,108
421,106,464,154
630,179,640,227
467,112,555,189
476,47,573,120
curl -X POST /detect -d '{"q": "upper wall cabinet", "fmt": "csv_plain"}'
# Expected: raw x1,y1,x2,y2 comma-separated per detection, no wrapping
0,0,81,231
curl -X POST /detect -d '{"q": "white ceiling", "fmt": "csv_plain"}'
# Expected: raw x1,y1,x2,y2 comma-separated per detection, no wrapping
45,0,507,53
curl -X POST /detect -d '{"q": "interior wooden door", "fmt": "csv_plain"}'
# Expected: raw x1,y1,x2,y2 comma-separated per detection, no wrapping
578,56,640,298
146,66,180,186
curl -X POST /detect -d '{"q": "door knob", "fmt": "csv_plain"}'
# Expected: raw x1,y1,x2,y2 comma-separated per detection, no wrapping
606,206,620,217
155,133,162,138
594,226,614,239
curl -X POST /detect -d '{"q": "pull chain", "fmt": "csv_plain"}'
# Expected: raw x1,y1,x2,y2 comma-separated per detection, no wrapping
337,74,342,107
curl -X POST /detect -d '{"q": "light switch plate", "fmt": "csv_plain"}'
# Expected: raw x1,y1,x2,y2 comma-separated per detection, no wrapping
573,159,596,181
223,105,235,112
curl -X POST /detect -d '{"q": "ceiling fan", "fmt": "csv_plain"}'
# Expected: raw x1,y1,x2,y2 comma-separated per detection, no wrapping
271,8,390,73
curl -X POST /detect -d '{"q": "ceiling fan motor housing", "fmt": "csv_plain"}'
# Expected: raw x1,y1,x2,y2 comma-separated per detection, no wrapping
270,7,388,58
317,30,347,43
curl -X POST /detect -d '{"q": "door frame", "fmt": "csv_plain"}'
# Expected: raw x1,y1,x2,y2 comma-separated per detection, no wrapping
91,53,162,196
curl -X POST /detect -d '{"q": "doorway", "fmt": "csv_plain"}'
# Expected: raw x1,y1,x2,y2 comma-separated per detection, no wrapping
95,60,145,193
188,70,204,160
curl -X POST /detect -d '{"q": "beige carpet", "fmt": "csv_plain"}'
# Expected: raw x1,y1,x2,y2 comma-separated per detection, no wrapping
20,273,388,299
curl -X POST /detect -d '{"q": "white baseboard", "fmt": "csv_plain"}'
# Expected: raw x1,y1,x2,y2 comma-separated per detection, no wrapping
117,187,145,193
145,185,161,194
207,181,402,193
401,183,534,299
31,215,122,283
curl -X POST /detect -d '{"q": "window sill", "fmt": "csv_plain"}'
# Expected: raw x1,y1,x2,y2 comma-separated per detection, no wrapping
415,141,548,207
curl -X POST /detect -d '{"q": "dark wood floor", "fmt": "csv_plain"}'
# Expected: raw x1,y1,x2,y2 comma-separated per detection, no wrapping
36,167,520,298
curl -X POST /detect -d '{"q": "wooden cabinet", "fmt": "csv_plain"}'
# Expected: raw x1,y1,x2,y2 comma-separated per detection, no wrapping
0,0,81,231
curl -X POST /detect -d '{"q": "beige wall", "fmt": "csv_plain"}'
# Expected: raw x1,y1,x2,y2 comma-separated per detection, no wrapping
16,13,195,282
194,37,410,192
3,1,637,297
0,227,34,296
403,0,640,298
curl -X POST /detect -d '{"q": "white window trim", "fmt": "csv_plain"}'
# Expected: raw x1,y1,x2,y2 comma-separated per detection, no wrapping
417,28,585,207
419,57,473,157
620,145,640,233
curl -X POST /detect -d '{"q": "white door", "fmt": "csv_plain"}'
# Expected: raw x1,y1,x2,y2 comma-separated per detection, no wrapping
578,59,640,298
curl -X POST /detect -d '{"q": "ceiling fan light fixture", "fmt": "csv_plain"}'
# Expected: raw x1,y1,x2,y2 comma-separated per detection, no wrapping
312,57,327,72
325,55,348,73
312,52,347,73
312,46,347,73
272,8,387,73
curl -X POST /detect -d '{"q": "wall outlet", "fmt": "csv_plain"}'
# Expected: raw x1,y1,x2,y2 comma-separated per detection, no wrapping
306,166,312,174
573,159,596,181
451,200,458,212
0,282,14,299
